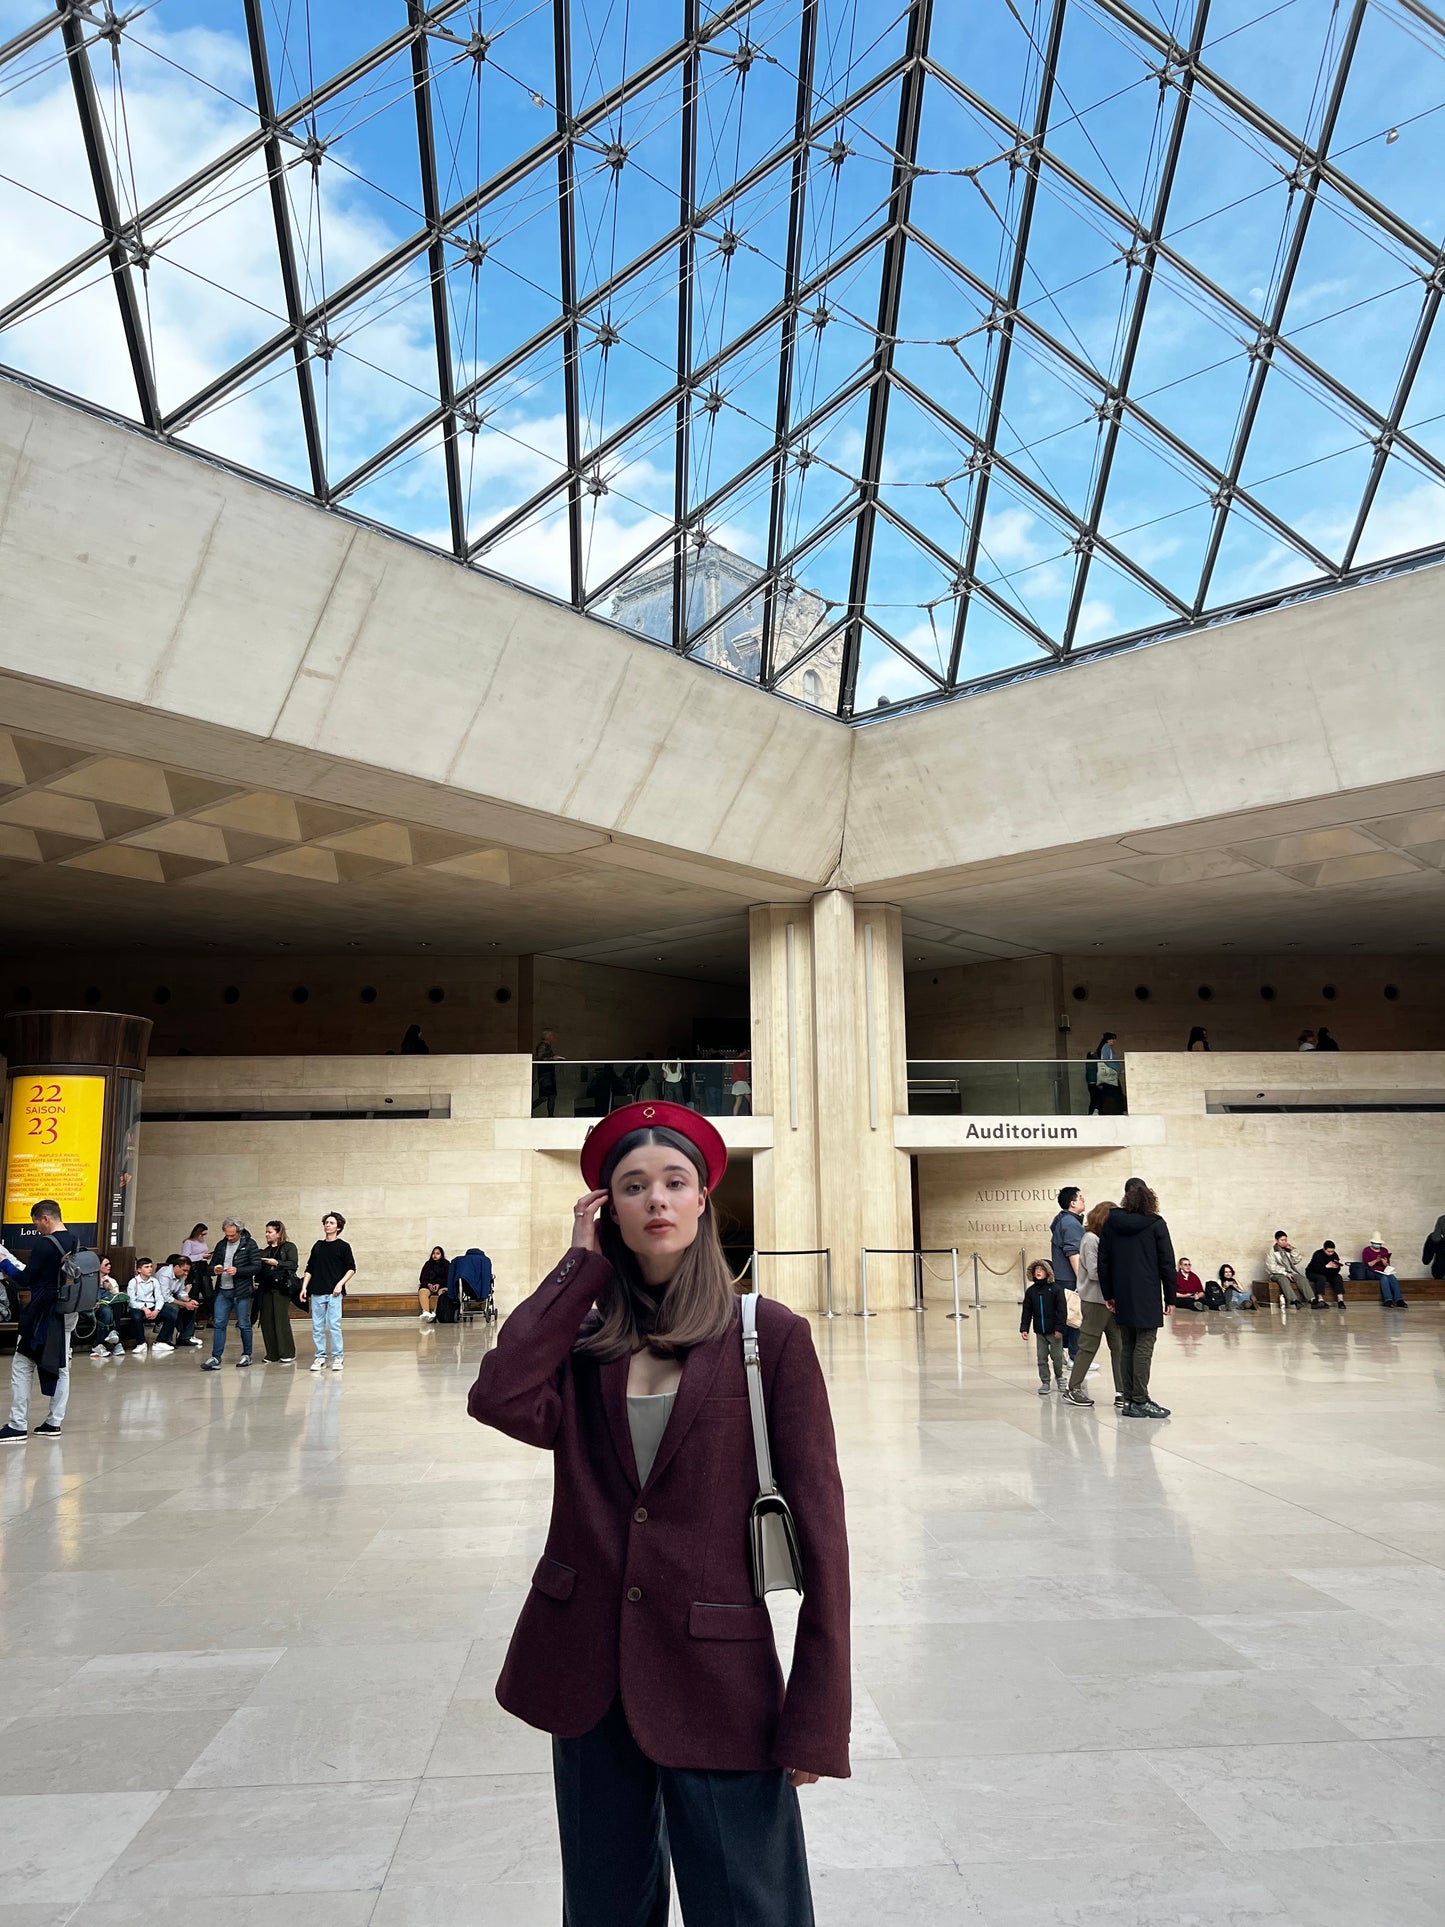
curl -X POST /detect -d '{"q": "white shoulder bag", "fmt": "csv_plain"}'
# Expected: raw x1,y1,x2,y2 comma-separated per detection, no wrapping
741,1289,805,1599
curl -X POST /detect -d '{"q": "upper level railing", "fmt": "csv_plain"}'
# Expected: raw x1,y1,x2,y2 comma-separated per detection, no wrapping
907,1058,1127,1116
531,1058,752,1119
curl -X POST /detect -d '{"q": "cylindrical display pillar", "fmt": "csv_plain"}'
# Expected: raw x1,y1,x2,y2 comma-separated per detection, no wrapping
2,1011,153,1273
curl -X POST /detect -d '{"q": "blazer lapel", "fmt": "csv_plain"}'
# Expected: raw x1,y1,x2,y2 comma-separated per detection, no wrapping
601,1354,640,1491
641,1320,730,1493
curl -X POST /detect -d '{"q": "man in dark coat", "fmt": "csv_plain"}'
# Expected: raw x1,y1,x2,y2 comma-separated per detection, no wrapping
1097,1177,1176,1420
1,1201,79,1440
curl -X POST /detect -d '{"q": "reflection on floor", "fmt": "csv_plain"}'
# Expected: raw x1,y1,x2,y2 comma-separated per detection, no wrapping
2,1301,1444,1924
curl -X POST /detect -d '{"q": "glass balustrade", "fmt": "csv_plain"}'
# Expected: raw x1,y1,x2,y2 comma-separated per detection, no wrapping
906,1058,1127,1116
531,1059,753,1120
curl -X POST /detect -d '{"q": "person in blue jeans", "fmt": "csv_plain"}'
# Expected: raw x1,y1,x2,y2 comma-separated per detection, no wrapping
202,1217,261,1370
301,1211,356,1373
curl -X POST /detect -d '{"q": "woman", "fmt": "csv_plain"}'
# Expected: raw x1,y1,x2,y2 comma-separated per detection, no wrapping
1174,1257,1204,1306
1315,1026,1340,1051
1097,1177,1176,1419
256,1220,298,1364
418,1246,449,1320
468,1100,848,1926
1087,1032,1124,1115
730,1052,752,1117
1186,1026,1210,1051
1216,1263,1254,1311
1063,1200,1122,1409
181,1223,213,1323
1424,1214,1445,1283
300,1211,356,1371
1362,1234,1405,1307
533,1031,559,1118
1297,1029,1317,1051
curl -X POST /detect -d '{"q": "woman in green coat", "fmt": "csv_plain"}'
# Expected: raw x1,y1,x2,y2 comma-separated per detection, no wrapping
256,1219,299,1364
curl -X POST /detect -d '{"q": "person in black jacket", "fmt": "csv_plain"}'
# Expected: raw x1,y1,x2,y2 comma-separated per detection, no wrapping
202,1216,262,1370
0,1201,79,1440
1306,1241,1346,1309
1097,1177,1176,1419
1020,1260,1069,1397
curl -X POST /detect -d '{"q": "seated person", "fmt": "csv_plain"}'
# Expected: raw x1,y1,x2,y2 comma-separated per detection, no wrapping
1174,1257,1205,1305
1306,1240,1347,1309
1215,1262,1255,1310
126,1259,171,1353
155,1255,201,1346
1266,1231,1314,1307
1362,1235,1406,1306
418,1245,449,1320
89,1255,126,1357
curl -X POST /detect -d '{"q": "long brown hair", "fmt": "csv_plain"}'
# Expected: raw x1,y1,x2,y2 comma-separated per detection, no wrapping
1121,1176,1159,1216
1085,1200,1114,1236
575,1127,738,1363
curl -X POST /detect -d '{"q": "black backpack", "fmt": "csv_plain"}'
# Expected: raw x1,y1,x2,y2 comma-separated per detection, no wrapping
52,1237,103,1316
435,1289,459,1325
1203,1280,1226,1310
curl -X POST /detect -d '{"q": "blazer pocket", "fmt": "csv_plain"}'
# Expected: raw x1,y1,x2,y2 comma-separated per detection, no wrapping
531,1556,577,1601
689,1601,772,1641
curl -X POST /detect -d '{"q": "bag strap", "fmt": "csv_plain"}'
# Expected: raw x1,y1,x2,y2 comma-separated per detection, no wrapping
740,1289,777,1497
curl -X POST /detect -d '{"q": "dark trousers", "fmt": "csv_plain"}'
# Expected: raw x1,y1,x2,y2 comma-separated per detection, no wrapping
553,1698,815,1927
256,1288,295,1361
211,1289,253,1361
1118,1324,1158,1402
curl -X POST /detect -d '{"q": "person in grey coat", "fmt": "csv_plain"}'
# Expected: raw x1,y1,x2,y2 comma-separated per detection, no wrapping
1097,1177,1176,1420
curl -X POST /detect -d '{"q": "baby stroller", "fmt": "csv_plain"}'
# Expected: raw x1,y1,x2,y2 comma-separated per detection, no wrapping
447,1247,498,1325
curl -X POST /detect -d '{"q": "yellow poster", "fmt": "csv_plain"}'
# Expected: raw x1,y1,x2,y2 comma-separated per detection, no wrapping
3,1074,106,1229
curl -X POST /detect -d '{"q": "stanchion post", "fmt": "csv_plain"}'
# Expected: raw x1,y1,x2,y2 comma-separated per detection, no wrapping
972,1250,985,1310
824,1249,835,1319
914,1250,925,1313
947,1246,966,1319
856,1248,874,1317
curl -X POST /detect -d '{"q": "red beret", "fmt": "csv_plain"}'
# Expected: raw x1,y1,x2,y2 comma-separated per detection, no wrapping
580,1101,727,1194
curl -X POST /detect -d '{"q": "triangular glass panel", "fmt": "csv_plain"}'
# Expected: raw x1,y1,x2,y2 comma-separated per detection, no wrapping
1045,2,1173,224
0,270,143,421
570,0,677,114
1279,185,1429,416
864,514,960,665
1329,4,1441,230
778,385,871,558
929,0,1048,137
907,76,1019,295
891,238,998,430
314,261,441,489
852,622,944,714
99,6,260,212
972,474,1075,645
769,513,863,660
343,422,454,550
995,337,1107,522
289,46,428,232
1352,455,1445,568
1399,306,1445,472
690,169,792,372
604,538,678,648
0,57,113,296
425,7,559,213
571,69,681,304
459,337,572,550
677,539,770,687
799,69,904,270
953,596,1055,688
1125,270,1252,473
180,349,317,495
790,240,887,425
813,0,909,107
1236,365,1374,560
581,418,678,600
774,630,844,715
441,161,568,392
261,0,408,124
575,255,679,452
1200,0,1349,150
1096,422,1217,609
143,164,292,418
1160,97,1296,315
686,322,787,522
1069,549,1185,650
473,486,574,602
1207,504,1316,608
1017,178,1138,382
877,383,981,565
694,15,809,203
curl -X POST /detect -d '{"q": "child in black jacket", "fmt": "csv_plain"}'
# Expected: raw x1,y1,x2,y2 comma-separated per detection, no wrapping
1021,1260,1068,1396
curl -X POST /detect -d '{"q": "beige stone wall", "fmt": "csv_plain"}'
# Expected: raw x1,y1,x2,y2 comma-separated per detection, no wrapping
524,955,746,1058
135,1054,532,1306
906,953,1445,1058
917,1051,1445,1292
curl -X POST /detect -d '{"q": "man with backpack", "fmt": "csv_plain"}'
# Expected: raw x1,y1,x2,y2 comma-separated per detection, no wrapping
1,1199,96,1440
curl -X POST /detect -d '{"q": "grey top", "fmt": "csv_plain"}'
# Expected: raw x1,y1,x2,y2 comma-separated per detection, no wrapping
627,1392,677,1486
1077,1229,1105,1305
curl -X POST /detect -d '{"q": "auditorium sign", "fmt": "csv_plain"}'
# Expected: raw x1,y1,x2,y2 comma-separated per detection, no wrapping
896,1113,1162,1153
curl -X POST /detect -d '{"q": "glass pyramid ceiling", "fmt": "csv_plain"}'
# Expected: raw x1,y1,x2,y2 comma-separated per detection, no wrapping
3,0,1444,718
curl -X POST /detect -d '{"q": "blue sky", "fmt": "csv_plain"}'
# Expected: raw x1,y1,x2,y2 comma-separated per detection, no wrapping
2,0,1443,710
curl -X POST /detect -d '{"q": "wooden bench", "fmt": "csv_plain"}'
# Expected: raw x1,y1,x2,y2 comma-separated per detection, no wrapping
1249,1277,1442,1304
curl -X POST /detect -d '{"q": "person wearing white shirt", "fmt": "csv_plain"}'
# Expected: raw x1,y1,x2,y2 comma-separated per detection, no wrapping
126,1261,171,1353
154,1256,202,1348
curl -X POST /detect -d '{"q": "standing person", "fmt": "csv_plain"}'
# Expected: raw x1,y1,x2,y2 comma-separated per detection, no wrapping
181,1224,213,1324
468,1100,849,1926
301,1212,355,1373
1297,1029,1317,1051
1186,1026,1210,1051
0,1201,79,1441
533,1030,560,1117
1174,1258,1205,1306
154,1255,202,1349
730,1052,752,1117
1098,1177,1177,1420
1423,1213,1445,1282
1306,1240,1347,1309
256,1221,298,1364
203,1217,261,1370
1265,1231,1312,1309
1020,1260,1067,1397
1315,1026,1340,1051
400,1024,430,1055
1087,1033,1124,1115
1049,1186,1085,1372
418,1246,449,1319
1064,1201,1123,1409
1362,1234,1405,1306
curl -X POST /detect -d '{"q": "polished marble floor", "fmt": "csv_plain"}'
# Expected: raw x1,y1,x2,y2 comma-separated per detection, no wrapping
2,1299,1444,1925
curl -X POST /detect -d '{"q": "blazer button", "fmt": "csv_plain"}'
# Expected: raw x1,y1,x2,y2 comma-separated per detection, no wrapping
626,1586,642,1602
634,1507,648,1523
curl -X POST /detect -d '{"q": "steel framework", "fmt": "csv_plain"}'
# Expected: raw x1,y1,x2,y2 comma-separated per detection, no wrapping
2,0,1443,720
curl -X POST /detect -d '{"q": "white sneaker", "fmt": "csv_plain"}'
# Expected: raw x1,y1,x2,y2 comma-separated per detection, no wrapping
330,1359,344,1372
130,1346,145,1356
90,1346,108,1359
186,1337,203,1346
423,1311,436,1321
310,1359,325,1372
152,1343,174,1356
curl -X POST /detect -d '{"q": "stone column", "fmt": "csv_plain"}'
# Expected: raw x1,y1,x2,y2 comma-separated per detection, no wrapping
750,893,913,1312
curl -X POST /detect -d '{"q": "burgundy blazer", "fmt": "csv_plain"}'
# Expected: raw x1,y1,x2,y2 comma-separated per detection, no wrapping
467,1250,851,1778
